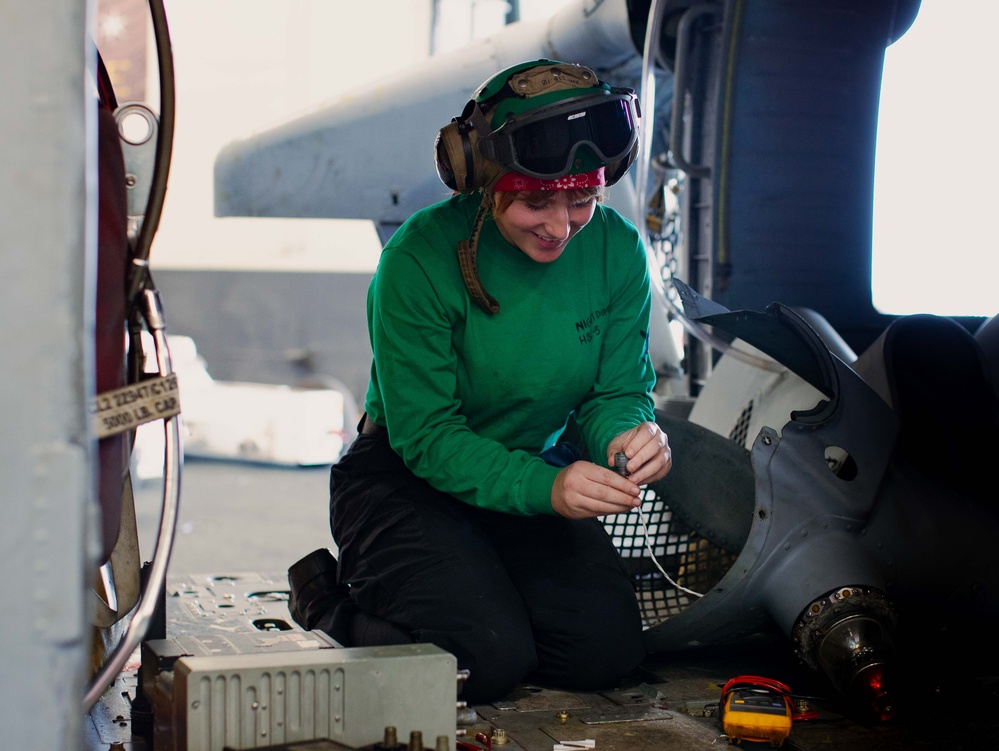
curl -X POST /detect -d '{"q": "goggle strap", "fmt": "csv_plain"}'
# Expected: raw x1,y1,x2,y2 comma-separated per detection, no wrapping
469,105,497,164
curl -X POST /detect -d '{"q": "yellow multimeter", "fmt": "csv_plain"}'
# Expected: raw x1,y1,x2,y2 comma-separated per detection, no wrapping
720,675,794,747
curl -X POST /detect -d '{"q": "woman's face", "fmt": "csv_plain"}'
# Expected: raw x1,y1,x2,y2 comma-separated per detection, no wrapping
493,190,597,263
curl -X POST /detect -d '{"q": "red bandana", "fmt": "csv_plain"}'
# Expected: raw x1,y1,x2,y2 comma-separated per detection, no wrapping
493,167,606,193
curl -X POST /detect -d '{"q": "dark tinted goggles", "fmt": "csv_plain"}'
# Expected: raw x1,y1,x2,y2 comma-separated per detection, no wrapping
480,92,639,179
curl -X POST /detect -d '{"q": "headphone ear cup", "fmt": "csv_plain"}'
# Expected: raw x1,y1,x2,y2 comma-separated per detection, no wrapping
436,120,479,192
434,129,457,191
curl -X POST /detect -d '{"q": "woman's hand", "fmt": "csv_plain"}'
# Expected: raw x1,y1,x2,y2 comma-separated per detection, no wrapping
606,421,672,487
550,461,642,519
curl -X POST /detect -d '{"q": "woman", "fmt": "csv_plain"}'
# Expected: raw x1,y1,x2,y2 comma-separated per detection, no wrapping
289,59,672,703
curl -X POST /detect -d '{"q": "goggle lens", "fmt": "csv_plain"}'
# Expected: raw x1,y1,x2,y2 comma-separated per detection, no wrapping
505,97,637,178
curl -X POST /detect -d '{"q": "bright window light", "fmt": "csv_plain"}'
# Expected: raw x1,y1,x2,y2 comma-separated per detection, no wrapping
872,0,999,317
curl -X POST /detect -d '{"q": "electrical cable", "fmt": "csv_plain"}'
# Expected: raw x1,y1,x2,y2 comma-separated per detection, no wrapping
126,0,175,307
614,451,703,599
635,499,703,599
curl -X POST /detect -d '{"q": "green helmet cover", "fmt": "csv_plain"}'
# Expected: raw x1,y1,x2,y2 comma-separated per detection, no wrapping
473,59,614,131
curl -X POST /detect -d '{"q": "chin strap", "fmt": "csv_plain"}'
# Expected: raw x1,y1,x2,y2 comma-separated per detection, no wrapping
457,195,500,315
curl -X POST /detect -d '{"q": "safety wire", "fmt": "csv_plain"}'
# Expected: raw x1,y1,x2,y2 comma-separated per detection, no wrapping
635,501,703,599
618,452,703,599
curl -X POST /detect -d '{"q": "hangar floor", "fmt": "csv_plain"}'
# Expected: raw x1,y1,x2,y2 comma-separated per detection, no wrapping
84,459,999,751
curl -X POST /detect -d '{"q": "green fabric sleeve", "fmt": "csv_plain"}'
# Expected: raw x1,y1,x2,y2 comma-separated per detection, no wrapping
573,210,657,465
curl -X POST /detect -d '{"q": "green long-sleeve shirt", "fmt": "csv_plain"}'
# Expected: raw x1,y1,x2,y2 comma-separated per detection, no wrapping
363,192,655,515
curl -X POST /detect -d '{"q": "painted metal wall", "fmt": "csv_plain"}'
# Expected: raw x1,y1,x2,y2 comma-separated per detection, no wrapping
0,1,95,749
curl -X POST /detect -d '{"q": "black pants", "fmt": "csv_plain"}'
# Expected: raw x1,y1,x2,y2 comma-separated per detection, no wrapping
328,429,645,703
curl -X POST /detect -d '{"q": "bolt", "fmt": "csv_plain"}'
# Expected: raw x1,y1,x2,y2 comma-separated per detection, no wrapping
383,727,398,747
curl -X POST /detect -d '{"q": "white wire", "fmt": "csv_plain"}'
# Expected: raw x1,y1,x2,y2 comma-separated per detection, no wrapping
634,501,704,599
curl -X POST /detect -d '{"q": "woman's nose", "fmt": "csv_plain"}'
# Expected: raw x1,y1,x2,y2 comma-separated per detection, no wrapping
542,207,570,239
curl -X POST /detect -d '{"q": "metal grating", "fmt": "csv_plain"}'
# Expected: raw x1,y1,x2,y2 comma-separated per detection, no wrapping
603,487,738,629
729,399,754,446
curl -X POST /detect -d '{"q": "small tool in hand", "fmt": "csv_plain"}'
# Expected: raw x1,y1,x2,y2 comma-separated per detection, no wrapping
614,451,629,477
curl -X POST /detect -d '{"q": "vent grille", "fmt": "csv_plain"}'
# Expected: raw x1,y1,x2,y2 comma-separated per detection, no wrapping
729,399,754,446
187,666,344,749
603,487,739,628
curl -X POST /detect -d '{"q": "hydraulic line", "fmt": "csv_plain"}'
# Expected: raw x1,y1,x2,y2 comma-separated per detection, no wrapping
84,0,180,712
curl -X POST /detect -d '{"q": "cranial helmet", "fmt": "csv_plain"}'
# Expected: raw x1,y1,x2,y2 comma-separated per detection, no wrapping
435,59,641,193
